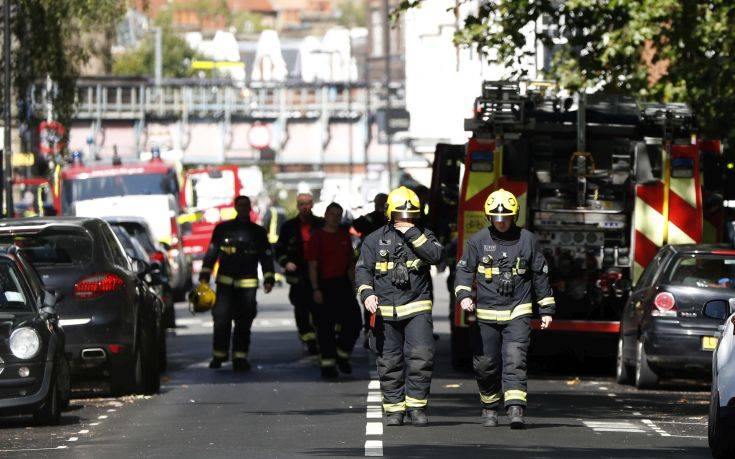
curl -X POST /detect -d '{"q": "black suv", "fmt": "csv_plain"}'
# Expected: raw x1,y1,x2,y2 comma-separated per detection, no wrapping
0,217,162,395
0,249,70,424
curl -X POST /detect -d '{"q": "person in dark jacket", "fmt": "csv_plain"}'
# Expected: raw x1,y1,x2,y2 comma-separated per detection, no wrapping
306,202,362,379
199,195,275,372
273,193,323,354
355,186,443,427
454,189,555,429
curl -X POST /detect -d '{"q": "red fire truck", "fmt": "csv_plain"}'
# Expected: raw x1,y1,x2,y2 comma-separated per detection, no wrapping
430,82,725,365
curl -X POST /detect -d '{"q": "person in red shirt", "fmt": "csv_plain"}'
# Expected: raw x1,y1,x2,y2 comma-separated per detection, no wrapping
306,202,362,379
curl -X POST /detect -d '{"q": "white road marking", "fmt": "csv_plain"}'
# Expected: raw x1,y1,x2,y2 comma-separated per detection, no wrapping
599,387,609,391
98,415,108,420
368,380,380,390
364,440,383,457
367,392,381,403
78,430,89,434
89,422,100,426
366,410,382,419
633,412,642,416
642,419,671,437
583,421,646,433
107,409,117,412
366,422,383,435
0,447,69,452
67,437,78,442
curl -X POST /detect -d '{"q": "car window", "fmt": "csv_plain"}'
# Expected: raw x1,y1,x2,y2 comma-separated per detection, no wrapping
121,223,156,252
100,224,131,270
666,255,735,289
0,227,94,266
0,259,32,311
635,249,668,289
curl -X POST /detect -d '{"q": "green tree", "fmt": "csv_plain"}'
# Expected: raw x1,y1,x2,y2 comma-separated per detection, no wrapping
398,0,735,144
337,0,367,28
112,28,202,78
7,0,123,153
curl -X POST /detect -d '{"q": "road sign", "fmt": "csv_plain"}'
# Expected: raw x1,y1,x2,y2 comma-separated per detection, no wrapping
38,120,65,155
248,123,272,150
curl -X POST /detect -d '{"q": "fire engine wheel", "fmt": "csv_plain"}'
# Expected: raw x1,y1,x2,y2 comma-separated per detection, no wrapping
635,339,659,389
615,336,633,385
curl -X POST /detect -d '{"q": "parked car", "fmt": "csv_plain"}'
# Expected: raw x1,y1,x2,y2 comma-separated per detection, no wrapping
704,298,735,458
0,248,70,425
0,217,162,395
108,223,168,371
104,216,176,328
617,244,735,388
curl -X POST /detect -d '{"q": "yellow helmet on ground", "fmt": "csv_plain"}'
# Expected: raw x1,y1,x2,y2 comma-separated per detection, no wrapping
386,186,421,221
188,281,216,314
485,189,519,222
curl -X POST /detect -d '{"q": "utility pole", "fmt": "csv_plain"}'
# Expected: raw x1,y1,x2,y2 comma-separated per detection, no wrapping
3,0,11,217
382,0,393,188
154,26,162,86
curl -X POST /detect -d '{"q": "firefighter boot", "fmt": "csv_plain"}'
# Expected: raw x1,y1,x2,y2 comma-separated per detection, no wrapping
482,409,498,427
232,358,251,372
209,357,224,369
507,405,525,430
385,412,404,427
407,408,429,427
306,340,319,356
337,358,352,375
321,366,338,380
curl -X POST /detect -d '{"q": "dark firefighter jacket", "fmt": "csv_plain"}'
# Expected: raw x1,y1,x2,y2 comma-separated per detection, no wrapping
454,226,555,323
200,219,275,288
353,210,388,240
355,224,443,321
274,215,325,284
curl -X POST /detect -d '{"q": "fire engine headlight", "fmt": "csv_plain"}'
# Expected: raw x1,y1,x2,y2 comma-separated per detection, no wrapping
9,328,41,360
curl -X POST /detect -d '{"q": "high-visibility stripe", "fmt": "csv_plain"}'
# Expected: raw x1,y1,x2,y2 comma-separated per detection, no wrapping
406,259,422,269
217,275,259,288
378,300,433,318
455,285,472,294
337,348,350,359
504,390,527,402
412,234,428,248
233,351,248,359
383,402,406,413
475,303,532,322
358,284,373,295
200,267,213,273
300,332,316,342
263,272,275,279
375,262,395,271
268,211,279,244
480,392,501,404
320,358,336,367
213,350,228,358
405,396,428,408
537,297,555,306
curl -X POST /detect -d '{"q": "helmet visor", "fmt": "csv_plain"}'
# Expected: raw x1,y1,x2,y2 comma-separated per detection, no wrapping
488,213,515,224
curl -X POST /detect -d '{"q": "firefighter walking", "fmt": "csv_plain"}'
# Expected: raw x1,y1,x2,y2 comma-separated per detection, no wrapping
356,186,443,427
305,202,362,379
274,193,322,354
454,189,555,428
199,195,275,371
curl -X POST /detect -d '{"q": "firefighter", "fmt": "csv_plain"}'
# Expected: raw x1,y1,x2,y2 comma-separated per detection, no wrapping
306,202,362,379
199,195,275,371
263,203,287,285
356,186,443,427
454,189,555,429
274,193,322,354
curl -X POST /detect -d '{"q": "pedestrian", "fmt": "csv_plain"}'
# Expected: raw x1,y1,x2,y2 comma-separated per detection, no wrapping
454,189,555,429
355,186,443,427
305,202,362,379
199,195,275,372
274,192,322,355
263,202,287,285
353,193,389,347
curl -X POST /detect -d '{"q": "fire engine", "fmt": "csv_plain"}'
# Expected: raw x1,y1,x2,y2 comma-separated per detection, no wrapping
429,81,725,366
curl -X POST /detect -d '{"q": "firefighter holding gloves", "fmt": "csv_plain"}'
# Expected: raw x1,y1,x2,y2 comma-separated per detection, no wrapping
199,195,275,372
356,186,443,427
454,189,555,429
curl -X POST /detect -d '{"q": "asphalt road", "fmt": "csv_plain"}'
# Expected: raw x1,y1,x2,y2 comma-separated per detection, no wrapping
0,273,713,458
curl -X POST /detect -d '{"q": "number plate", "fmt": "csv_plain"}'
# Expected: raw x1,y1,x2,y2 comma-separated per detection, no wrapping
702,336,718,351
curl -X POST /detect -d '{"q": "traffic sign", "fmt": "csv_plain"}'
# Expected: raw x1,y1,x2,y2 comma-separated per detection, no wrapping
38,120,65,155
248,123,272,150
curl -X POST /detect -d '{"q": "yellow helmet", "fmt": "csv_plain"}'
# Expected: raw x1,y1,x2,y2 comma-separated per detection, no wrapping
484,189,519,222
386,186,421,221
188,281,216,314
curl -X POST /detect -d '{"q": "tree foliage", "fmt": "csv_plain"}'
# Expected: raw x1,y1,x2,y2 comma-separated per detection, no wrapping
112,28,202,79
9,0,123,151
398,0,735,143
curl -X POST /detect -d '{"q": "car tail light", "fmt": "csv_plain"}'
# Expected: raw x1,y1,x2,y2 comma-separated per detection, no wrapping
170,217,180,246
74,273,125,300
652,292,677,317
150,250,165,264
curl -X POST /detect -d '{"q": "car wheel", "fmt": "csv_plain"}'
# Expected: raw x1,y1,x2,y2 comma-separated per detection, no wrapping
635,339,659,389
616,335,633,385
110,340,144,396
33,361,63,425
57,355,71,410
141,322,161,395
159,323,168,372
710,386,735,458
163,300,176,329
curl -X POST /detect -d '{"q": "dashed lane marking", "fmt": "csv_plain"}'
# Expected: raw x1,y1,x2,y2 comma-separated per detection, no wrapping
642,419,671,437
367,392,381,403
368,380,380,390
364,440,383,457
366,422,383,435
583,421,646,433
366,406,382,419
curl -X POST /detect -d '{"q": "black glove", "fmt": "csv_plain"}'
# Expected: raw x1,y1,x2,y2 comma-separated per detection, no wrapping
391,244,410,289
497,271,514,296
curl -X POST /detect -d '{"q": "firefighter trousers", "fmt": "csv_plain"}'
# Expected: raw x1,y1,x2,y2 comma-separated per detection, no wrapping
471,316,530,410
311,277,362,368
370,313,435,413
212,285,257,360
288,282,317,344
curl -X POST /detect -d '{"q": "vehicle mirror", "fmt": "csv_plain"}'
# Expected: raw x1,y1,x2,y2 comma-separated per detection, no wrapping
132,258,148,277
703,300,729,321
148,263,164,286
42,290,58,308
40,305,57,321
